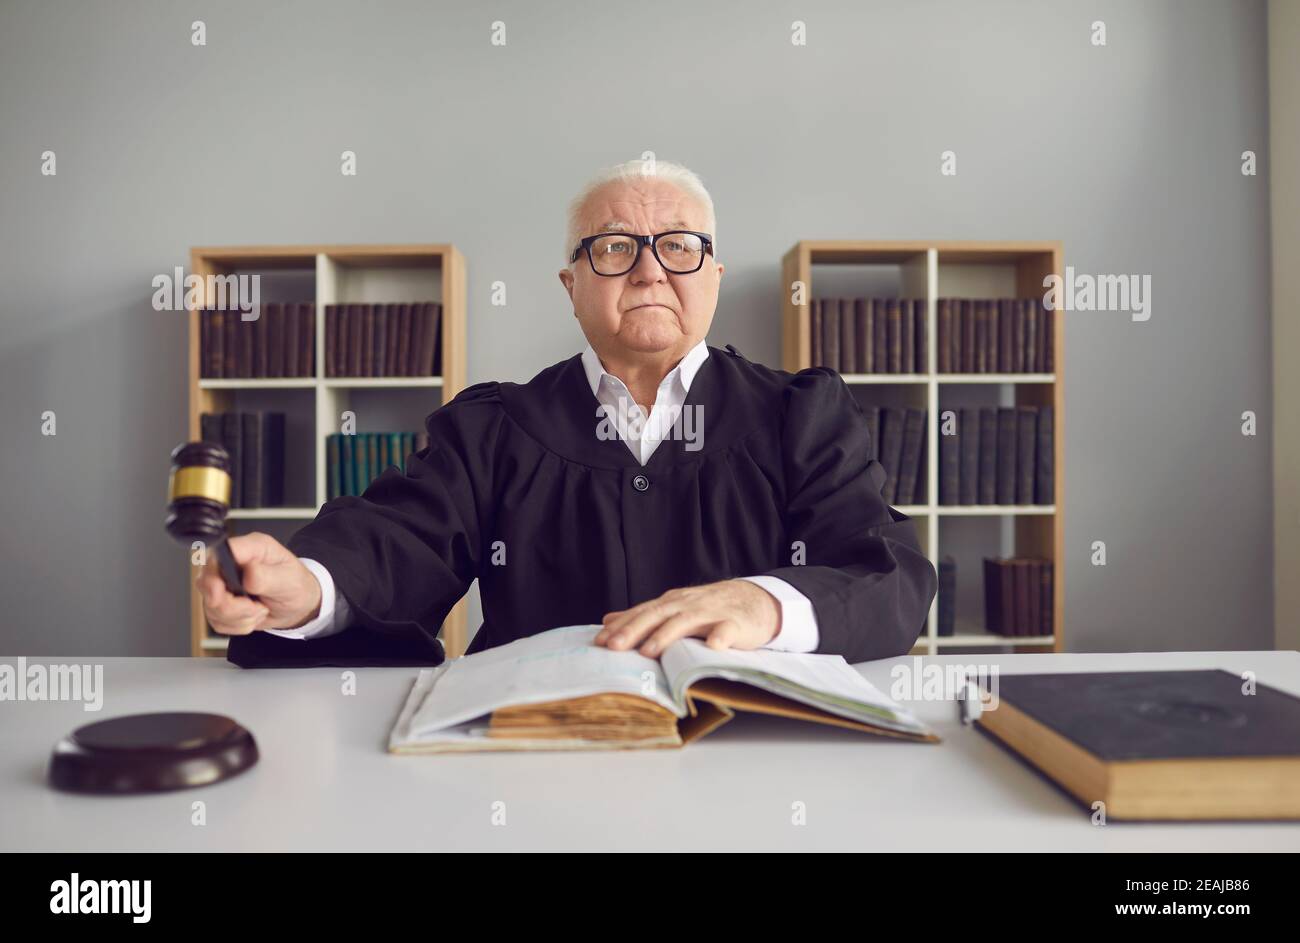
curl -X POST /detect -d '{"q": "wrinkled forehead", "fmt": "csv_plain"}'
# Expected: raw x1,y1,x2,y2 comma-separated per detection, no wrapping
580,183,707,235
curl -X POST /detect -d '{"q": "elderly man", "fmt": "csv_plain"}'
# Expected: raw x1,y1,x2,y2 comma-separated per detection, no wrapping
203,160,936,668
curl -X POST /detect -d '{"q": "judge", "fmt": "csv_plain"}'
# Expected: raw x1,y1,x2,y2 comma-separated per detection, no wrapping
201,160,937,668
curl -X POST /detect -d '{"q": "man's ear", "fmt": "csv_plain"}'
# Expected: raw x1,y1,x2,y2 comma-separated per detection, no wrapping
558,267,575,299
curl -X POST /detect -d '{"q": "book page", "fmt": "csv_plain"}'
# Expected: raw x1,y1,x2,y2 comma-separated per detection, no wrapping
407,625,680,738
659,638,930,735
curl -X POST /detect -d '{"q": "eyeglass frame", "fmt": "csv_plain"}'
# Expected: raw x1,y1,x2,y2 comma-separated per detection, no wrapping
569,230,716,276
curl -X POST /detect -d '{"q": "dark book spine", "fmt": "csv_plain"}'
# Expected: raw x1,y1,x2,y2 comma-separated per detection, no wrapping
900,298,914,374
1024,297,1038,372
974,299,987,373
1042,299,1054,373
432,302,443,375
336,304,351,376
879,407,905,504
939,410,960,505
367,434,379,488
418,302,439,375
977,407,998,504
896,408,925,505
340,434,355,496
374,302,388,376
937,299,951,373
999,559,1016,635
838,298,856,374
1028,560,1042,637
810,299,823,368
854,298,870,375
261,412,285,506
302,303,315,377
823,298,841,372
958,407,980,505
1040,559,1053,634
985,300,998,372
961,299,975,372
384,304,401,376
241,412,262,509
938,556,956,637
1016,406,1038,504
1035,405,1054,504
200,412,221,445
997,298,1014,373
221,412,243,509
236,310,253,379
223,308,237,378
913,299,927,373
207,310,224,378
356,433,371,492
996,407,1018,504
326,434,340,500
324,304,337,377
360,305,374,377
265,303,283,379
283,302,300,377
1014,559,1032,636
1010,298,1025,372
886,299,902,373
348,303,364,377
253,305,269,378
871,299,888,373
200,309,211,378
393,303,410,376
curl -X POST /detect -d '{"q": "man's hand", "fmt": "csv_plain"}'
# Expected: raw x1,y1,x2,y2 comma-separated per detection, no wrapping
595,580,781,657
196,532,323,636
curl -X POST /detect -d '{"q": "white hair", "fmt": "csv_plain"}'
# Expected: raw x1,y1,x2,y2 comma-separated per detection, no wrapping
564,158,717,267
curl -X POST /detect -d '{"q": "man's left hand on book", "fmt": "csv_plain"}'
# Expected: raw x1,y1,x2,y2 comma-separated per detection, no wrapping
595,579,781,658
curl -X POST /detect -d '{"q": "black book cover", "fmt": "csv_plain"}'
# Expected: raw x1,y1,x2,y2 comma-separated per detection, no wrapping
977,407,998,504
995,407,1018,504
810,298,823,368
958,407,980,505
374,301,388,376
241,412,262,509
1016,405,1038,504
896,407,925,505
855,298,871,374
1036,405,1054,504
939,409,960,505
863,405,881,462
878,407,905,504
838,298,856,374
913,299,927,373
822,298,840,372
899,298,913,375
284,302,300,378
938,555,956,637
207,309,224,379
221,412,243,509
261,411,285,507
872,298,888,374
266,302,283,379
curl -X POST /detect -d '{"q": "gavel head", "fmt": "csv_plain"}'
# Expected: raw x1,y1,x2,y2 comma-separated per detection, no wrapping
165,441,233,547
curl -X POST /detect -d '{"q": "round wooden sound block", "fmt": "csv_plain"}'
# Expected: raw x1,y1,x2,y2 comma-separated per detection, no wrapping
48,712,258,794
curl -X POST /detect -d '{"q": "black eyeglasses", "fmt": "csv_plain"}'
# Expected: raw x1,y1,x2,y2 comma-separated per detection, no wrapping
570,230,714,276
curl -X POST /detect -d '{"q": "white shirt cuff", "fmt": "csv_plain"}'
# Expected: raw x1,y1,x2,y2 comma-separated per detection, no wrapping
261,557,349,641
739,575,820,653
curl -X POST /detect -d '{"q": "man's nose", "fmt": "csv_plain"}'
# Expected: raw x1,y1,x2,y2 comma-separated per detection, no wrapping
627,242,667,284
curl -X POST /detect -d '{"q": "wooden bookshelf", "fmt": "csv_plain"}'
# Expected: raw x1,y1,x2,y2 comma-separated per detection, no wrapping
781,240,1064,655
185,244,469,659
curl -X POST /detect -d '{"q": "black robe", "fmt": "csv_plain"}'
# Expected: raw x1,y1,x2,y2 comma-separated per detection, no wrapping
227,345,936,668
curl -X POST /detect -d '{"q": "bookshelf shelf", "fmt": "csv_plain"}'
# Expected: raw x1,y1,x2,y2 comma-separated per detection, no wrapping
186,243,469,660
782,240,1064,655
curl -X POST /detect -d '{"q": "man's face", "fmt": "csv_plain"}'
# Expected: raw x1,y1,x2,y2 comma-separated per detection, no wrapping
559,178,724,359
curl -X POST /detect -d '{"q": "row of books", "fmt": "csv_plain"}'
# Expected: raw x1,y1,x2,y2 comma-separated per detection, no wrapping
326,431,431,499
199,412,286,508
201,304,315,378
863,407,927,505
983,557,1054,636
812,298,926,374
938,297,1053,374
325,302,442,378
939,405,1053,505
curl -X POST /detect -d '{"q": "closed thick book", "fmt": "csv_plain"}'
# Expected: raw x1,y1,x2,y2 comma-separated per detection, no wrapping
863,406,881,462
266,302,284,379
854,298,871,373
1036,405,1055,504
936,299,952,373
327,434,341,501
958,407,980,505
1039,559,1053,634
1024,298,1038,372
221,412,243,509
300,303,315,377
261,411,285,506
199,412,222,446
838,298,856,374
361,305,375,377
384,304,401,377
356,433,371,493
995,407,1018,504
975,670,1300,820
960,299,975,372
373,302,388,377
886,299,902,373
348,303,364,377
997,298,1015,373
983,558,1003,634
912,298,926,373
977,407,998,504
340,434,355,497
236,311,254,378
1015,406,1037,504
240,412,262,508
896,407,925,505
973,299,987,373
879,407,905,504
1040,299,1054,372
871,299,888,373
284,302,301,377
389,625,938,753
367,433,379,489
899,298,913,374
207,309,225,378
937,555,956,637
223,308,237,378
939,412,960,505
822,298,840,372
325,304,339,377
396,303,413,376
255,304,269,378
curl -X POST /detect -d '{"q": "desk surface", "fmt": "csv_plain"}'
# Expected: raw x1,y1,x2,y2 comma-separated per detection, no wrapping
3,649,1299,851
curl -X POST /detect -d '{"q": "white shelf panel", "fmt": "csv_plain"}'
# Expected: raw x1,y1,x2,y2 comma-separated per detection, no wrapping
934,634,1055,647
842,374,929,384
938,373,1055,384
935,504,1055,516
228,507,319,520
199,378,315,389
323,377,443,388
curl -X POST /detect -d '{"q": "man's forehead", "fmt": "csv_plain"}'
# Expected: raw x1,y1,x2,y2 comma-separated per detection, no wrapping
583,191,704,233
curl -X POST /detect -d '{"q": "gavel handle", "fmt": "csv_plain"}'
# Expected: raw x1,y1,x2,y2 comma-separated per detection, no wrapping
215,540,256,599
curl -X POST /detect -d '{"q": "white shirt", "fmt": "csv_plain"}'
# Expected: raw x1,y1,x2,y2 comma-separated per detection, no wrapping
268,341,819,652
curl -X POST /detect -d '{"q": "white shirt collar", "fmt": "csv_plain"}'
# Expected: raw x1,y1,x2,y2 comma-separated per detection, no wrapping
580,340,709,398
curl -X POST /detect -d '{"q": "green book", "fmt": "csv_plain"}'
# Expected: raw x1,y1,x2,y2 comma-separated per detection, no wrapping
341,434,355,497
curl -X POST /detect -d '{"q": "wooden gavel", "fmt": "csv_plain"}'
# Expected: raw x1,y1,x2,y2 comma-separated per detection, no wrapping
165,441,252,597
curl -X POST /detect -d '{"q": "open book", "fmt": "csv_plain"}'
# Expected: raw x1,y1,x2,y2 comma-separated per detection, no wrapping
389,625,939,752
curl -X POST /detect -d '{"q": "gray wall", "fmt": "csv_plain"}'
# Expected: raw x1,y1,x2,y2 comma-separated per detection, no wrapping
0,0,1273,655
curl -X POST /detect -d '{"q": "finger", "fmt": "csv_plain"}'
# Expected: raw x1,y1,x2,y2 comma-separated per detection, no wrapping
208,602,270,636
604,601,677,651
705,619,742,651
594,605,641,644
638,612,711,657
206,592,269,632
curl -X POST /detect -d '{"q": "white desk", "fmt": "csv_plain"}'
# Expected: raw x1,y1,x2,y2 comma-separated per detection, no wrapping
3,650,1298,851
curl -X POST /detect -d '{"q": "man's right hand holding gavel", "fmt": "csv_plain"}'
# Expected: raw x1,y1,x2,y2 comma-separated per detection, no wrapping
197,533,322,636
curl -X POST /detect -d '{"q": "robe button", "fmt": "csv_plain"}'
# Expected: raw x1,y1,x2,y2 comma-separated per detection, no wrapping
632,474,650,492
